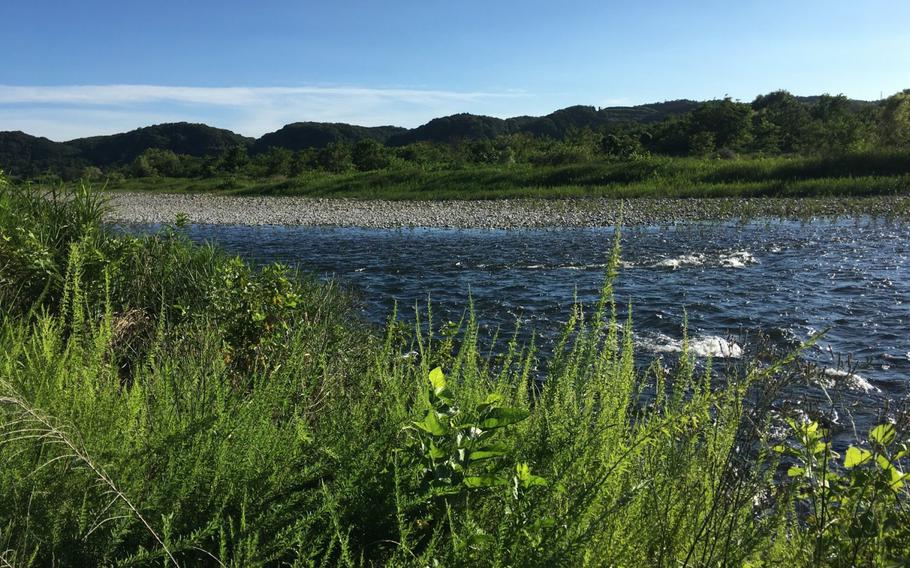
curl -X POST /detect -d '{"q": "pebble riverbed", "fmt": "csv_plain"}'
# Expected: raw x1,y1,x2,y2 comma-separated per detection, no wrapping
106,192,910,228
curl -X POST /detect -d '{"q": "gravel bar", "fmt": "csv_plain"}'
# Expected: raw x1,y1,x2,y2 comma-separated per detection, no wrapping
106,192,910,228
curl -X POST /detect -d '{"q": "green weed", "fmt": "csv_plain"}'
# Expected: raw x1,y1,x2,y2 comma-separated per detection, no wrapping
0,176,907,566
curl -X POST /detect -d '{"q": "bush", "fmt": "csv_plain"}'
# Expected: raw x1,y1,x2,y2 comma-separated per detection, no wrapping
0,180,107,312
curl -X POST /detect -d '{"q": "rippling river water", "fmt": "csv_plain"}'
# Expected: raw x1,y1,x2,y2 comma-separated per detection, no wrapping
128,218,910,403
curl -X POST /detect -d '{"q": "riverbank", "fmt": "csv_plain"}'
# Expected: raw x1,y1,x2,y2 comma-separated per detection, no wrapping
4,177,910,566
106,191,910,227
96,152,910,203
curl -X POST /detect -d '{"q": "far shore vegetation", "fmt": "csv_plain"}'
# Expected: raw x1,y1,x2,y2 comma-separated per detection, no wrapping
3,89,910,200
103,152,910,201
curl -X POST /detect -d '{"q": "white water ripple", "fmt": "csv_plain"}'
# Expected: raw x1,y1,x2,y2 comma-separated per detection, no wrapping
646,250,758,270
640,333,744,359
820,368,881,394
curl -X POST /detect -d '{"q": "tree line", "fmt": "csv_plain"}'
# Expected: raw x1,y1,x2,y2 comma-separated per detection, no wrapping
5,89,909,183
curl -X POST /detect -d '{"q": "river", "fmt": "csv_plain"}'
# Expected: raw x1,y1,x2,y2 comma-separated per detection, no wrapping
126,218,910,410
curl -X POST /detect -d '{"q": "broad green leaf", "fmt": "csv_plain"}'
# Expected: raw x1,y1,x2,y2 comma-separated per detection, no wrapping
515,462,548,487
428,367,453,403
479,407,530,430
469,443,509,461
522,474,548,488
428,441,446,459
463,475,508,488
429,367,446,391
844,446,871,468
870,424,896,446
787,466,805,477
876,454,894,471
772,444,798,457
483,393,503,405
477,393,503,412
413,410,448,436
889,469,907,490
516,462,532,480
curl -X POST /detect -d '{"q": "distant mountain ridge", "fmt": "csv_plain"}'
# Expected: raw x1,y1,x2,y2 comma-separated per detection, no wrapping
252,122,407,153
68,122,253,165
0,95,880,177
385,101,705,145
0,123,253,177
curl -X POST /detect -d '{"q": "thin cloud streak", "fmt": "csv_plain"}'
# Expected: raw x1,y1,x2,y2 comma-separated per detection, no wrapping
0,84,524,107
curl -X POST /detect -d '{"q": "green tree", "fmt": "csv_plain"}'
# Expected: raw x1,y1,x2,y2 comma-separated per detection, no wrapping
130,153,157,177
600,133,646,160
315,143,353,173
751,90,810,153
263,146,292,176
750,114,783,154
142,148,183,177
467,140,499,165
219,145,250,174
879,89,910,148
351,139,389,171
80,166,104,181
689,97,753,152
497,144,516,165
646,115,692,155
803,94,867,154
287,150,310,176
689,131,716,156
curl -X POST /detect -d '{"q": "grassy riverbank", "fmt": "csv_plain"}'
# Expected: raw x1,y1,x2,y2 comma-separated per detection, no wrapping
102,152,910,200
2,177,909,566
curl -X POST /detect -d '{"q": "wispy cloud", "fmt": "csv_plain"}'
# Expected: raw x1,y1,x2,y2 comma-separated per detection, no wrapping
0,84,521,107
0,84,534,140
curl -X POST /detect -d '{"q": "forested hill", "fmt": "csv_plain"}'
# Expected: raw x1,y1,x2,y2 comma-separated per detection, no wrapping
0,91,900,180
67,122,253,165
252,122,407,153
386,100,703,145
0,98,715,176
0,123,253,178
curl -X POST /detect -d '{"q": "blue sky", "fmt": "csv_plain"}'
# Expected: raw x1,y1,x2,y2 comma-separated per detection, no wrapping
2,0,908,140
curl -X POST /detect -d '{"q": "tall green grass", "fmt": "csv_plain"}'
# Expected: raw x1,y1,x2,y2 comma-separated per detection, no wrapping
0,176,908,566
100,151,910,201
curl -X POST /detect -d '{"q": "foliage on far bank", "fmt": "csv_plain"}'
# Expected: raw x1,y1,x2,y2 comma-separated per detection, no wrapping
103,150,910,201
3,90,909,189
1,176,909,566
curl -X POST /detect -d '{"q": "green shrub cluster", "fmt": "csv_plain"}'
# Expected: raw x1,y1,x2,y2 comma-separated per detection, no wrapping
0,176,908,566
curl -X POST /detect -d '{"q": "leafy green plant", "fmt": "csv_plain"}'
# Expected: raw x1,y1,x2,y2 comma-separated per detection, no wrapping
205,258,304,374
774,420,910,566
406,367,535,492
398,366,550,561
